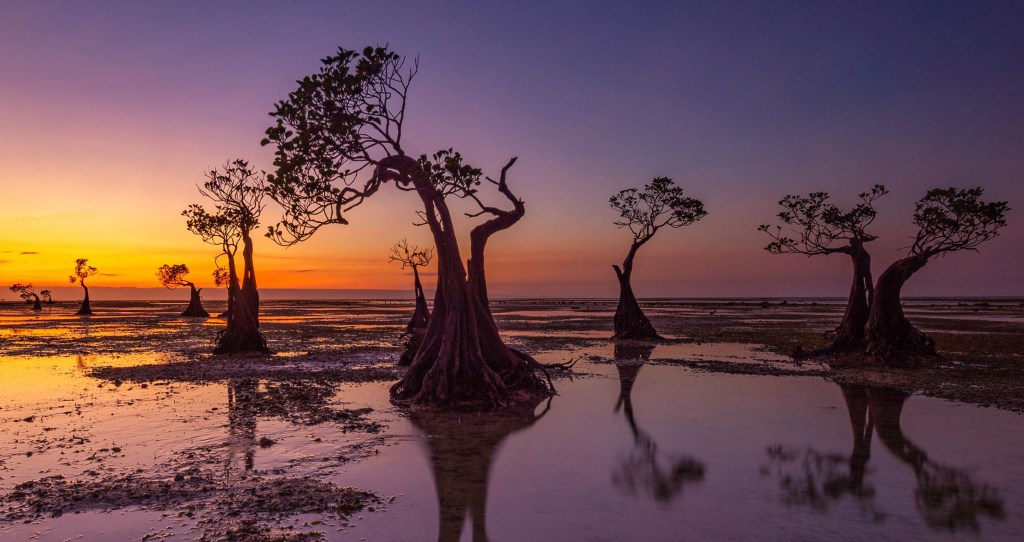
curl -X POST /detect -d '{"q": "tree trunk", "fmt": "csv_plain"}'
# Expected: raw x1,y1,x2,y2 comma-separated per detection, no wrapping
407,264,430,330
612,242,660,340
221,256,238,316
31,294,42,311
865,254,936,366
76,285,92,315
214,233,268,354
387,156,549,408
830,243,873,351
182,283,210,318
398,265,431,365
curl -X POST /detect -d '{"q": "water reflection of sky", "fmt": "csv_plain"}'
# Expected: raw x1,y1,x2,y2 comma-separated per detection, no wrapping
0,301,1021,541
340,361,1020,541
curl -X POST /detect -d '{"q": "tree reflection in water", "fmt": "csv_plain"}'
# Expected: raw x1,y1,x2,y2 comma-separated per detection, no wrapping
612,342,705,502
410,396,551,542
226,378,259,474
765,384,1005,532
222,376,378,476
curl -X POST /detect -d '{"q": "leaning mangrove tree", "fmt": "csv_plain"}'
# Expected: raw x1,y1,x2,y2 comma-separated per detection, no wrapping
609,177,707,340
264,46,551,408
389,238,433,331
10,283,42,310
865,187,1008,365
68,258,97,315
156,263,210,317
759,185,888,351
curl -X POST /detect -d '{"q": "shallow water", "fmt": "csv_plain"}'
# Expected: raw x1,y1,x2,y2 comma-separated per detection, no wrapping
341,364,1022,541
0,300,1021,540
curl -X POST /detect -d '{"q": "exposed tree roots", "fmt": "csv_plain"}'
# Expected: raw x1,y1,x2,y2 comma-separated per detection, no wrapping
214,328,269,356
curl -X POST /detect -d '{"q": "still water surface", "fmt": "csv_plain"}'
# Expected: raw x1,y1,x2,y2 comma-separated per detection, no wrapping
0,302,1020,541
340,360,1019,541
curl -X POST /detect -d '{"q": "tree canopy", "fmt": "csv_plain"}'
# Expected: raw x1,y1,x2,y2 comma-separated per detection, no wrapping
68,258,97,286
157,264,195,289
759,185,888,255
10,283,36,299
212,265,230,288
389,239,433,269
264,46,417,244
610,177,707,246
909,187,1009,256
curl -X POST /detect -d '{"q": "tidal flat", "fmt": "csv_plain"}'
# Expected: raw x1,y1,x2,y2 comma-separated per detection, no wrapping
0,299,1021,541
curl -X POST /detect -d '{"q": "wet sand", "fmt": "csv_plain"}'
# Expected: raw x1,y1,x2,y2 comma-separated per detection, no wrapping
0,299,1021,540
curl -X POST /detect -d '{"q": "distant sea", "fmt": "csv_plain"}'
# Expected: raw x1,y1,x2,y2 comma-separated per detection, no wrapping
0,287,1020,305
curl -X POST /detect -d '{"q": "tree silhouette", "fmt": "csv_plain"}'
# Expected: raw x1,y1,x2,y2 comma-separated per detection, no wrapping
263,46,550,407
185,159,268,354
68,258,97,315
612,343,705,501
39,289,53,305
865,188,1008,365
759,185,888,351
609,177,707,339
156,264,210,317
10,283,42,311
389,238,433,331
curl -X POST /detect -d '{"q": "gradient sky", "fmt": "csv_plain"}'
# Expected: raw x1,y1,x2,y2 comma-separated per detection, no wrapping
1,1,1022,299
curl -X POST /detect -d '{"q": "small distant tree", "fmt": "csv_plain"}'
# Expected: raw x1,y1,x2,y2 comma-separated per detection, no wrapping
40,290,53,304
759,185,888,351
10,283,41,310
68,258,98,315
865,188,1008,365
156,264,210,317
185,159,267,354
389,239,433,330
609,177,707,339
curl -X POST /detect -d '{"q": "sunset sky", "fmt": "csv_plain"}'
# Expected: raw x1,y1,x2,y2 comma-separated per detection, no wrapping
1,1,1021,299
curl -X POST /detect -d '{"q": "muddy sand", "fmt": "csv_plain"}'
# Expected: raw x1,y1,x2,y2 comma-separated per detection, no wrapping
0,298,1021,540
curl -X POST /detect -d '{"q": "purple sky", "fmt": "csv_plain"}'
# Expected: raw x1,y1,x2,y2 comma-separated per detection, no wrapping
0,1,1021,297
